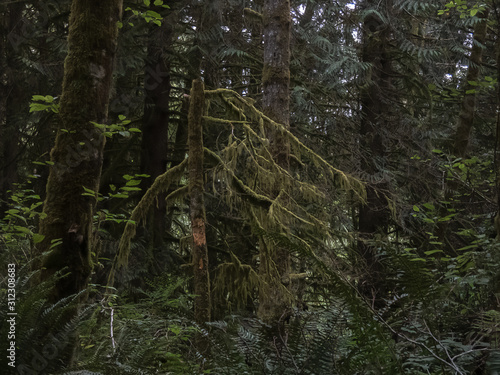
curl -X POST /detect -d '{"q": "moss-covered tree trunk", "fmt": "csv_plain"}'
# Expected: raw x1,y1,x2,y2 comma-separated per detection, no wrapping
258,0,291,324
188,78,211,325
37,0,123,301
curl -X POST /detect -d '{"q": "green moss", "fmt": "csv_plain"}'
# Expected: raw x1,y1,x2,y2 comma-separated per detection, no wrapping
262,64,290,87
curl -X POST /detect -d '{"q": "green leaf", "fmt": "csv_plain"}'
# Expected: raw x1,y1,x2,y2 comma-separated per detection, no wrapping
413,205,420,212
128,128,141,133
146,10,161,18
32,233,45,244
125,179,141,186
118,114,126,121
424,250,443,256
82,186,96,194
470,8,478,16
91,121,106,130
457,244,477,251
15,226,32,235
120,186,142,192
110,193,129,198
422,203,435,210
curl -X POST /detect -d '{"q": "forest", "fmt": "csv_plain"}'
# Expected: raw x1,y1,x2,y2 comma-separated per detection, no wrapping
1,0,500,374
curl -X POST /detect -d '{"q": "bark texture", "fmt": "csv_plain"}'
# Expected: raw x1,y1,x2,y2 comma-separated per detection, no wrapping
357,3,393,302
258,0,291,323
188,79,211,324
38,0,123,300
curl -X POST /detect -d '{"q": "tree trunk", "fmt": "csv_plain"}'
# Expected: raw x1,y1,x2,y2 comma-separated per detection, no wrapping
438,10,489,249
357,2,393,303
453,10,488,157
0,3,23,216
141,12,174,248
258,0,291,324
188,78,211,325
248,0,263,100
37,0,123,301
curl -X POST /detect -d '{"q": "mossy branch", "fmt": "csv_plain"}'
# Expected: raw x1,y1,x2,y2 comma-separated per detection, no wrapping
107,159,188,287
204,147,273,209
205,88,366,202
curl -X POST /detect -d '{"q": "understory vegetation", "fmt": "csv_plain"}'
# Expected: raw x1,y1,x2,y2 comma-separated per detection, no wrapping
2,0,500,374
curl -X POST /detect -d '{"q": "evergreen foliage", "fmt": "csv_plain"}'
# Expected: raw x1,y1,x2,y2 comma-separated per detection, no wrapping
3,0,500,373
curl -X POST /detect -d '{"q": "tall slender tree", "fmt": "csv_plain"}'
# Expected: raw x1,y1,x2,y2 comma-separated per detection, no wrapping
140,9,175,248
188,78,210,325
357,0,394,302
258,0,292,323
0,3,23,215
37,0,123,301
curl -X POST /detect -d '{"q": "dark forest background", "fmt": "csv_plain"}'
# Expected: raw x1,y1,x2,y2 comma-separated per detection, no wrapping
2,0,500,374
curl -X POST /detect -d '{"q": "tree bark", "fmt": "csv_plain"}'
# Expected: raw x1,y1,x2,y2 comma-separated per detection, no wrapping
0,3,23,216
141,11,174,247
37,0,123,301
188,78,211,325
258,0,291,324
357,2,393,303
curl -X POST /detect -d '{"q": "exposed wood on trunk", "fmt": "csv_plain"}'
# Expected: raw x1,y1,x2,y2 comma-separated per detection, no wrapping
188,78,211,324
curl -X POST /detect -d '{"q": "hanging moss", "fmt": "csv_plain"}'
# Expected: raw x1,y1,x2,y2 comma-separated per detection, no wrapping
204,88,366,202
108,158,187,285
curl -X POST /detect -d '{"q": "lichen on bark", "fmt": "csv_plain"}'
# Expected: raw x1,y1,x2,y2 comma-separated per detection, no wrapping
37,0,123,301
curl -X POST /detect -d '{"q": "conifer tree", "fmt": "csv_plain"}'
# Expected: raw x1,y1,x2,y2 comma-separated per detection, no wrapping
258,0,292,323
37,0,123,301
